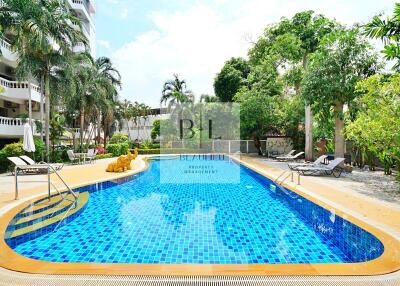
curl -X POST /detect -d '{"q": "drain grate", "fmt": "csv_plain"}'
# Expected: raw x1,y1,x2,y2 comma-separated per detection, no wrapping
0,267,399,286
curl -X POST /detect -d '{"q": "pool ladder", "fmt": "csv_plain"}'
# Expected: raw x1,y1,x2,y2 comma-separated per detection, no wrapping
274,169,301,186
14,163,78,208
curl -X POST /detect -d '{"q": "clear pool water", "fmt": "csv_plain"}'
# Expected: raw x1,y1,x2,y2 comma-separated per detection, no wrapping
7,156,383,264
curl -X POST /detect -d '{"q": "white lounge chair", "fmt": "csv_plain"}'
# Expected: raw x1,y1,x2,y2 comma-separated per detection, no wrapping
67,150,80,164
288,155,328,170
7,157,53,175
276,151,304,161
85,149,98,164
20,155,64,171
270,149,295,158
294,157,345,178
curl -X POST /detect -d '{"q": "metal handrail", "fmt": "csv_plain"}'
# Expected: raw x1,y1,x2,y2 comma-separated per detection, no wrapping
14,163,78,208
275,169,301,186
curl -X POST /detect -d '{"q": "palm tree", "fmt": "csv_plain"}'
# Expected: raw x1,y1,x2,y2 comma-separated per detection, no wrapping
200,94,219,103
364,3,400,70
2,0,87,161
64,53,120,149
93,57,121,144
160,74,194,107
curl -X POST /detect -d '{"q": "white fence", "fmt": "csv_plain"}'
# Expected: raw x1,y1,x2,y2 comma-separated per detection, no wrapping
163,138,293,155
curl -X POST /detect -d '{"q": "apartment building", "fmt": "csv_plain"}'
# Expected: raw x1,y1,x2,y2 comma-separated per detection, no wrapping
0,0,96,147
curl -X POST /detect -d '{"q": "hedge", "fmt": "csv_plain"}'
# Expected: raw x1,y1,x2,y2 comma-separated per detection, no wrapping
95,153,113,159
106,143,129,156
135,148,211,155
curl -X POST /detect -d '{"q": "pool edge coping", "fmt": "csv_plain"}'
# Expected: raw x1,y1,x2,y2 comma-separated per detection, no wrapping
0,154,398,276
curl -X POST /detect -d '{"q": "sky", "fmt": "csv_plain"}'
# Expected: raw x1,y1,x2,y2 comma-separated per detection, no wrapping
95,0,397,108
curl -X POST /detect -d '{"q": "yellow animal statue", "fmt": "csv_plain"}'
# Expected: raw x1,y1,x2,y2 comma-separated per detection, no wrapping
106,148,138,173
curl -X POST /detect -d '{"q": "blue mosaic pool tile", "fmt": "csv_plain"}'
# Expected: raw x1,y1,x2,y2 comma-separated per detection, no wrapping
6,156,384,264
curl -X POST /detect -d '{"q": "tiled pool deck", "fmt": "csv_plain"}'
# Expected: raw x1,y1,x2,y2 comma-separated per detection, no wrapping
0,155,399,281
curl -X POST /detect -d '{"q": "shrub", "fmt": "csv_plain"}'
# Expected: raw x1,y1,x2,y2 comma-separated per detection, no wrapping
109,133,128,144
0,142,24,172
95,153,113,159
106,142,129,156
139,140,160,149
96,145,106,155
138,148,161,155
33,138,45,160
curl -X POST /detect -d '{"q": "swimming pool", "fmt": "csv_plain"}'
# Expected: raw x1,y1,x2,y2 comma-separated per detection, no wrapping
4,155,385,267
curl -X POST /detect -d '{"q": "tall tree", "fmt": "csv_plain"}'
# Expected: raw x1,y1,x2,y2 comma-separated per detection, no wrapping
364,2,400,70
302,28,379,158
249,11,337,160
2,0,87,161
161,74,194,107
214,57,250,102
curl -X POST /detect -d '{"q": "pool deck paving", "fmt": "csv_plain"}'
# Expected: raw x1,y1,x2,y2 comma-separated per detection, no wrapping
0,154,398,281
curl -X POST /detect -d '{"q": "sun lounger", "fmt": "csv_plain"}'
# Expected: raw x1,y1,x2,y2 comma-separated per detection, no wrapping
276,151,304,161
270,149,295,158
294,158,345,178
19,155,64,171
67,150,80,164
288,155,328,170
85,149,98,164
7,157,53,175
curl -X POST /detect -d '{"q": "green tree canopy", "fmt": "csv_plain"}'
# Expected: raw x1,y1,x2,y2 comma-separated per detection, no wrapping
302,28,379,157
213,57,249,102
364,3,400,70
345,74,400,174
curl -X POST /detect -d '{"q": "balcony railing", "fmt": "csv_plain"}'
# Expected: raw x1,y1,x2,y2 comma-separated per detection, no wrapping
71,0,90,16
0,38,11,50
0,116,41,136
0,77,41,94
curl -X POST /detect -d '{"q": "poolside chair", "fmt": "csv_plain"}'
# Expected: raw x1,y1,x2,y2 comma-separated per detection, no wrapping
288,155,328,171
67,150,80,164
276,151,304,161
85,149,98,164
270,149,295,158
294,158,345,178
19,155,64,171
7,157,52,175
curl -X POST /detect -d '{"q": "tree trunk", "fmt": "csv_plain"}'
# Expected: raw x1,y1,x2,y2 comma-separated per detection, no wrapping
334,102,345,159
302,53,313,161
44,74,50,162
305,105,313,161
80,106,85,150
97,111,102,145
40,75,45,161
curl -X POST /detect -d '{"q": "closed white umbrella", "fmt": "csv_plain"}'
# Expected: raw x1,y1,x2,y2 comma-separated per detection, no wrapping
23,122,36,153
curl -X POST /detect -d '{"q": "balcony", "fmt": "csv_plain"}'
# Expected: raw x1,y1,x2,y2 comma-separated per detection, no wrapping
0,116,41,138
68,0,93,21
0,77,41,103
0,38,18,66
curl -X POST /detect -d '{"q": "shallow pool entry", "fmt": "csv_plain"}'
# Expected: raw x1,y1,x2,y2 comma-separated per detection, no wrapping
6,156,383,264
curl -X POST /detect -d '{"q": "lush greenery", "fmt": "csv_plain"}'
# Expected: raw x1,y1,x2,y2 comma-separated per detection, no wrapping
0,0,121,161
345,74,400,174
210,4,400,176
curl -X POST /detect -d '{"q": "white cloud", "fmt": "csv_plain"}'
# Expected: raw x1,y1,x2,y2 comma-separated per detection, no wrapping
120,8,129,19
98,40,111,49
111,0,396,107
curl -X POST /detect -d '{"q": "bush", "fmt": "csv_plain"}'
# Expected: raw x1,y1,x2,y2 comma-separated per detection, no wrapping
33,138,45,160
0,142,24,172
136,148,204,155
106,142,129,156
137,148,161,155
96,145,106,155
95,153,113,159
139,140,160,149
109,133,128,144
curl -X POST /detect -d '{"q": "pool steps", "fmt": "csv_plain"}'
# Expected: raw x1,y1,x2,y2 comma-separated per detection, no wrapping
6,192,89,239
